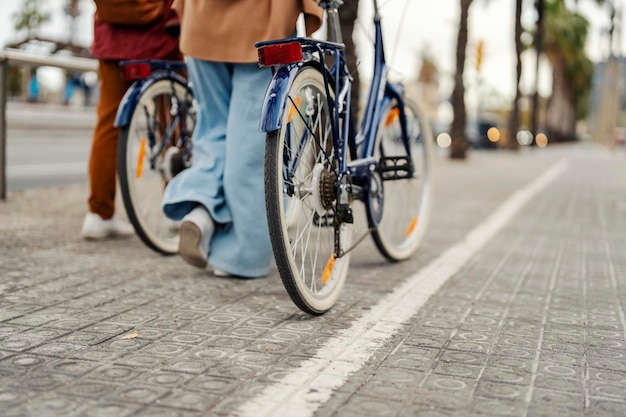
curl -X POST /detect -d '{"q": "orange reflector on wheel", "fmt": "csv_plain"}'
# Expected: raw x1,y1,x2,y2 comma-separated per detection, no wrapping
322,254,336,285
287,96,302,124
404,215,419,237
385,108,400,126
136,138,147,179
257,42,303,67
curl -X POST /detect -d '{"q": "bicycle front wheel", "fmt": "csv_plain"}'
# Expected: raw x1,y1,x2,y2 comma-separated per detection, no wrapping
265,66,351,315
369,98,434,261
118,77,195,254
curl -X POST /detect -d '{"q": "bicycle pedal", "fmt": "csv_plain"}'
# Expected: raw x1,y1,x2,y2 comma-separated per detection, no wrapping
313,213,334,227
379,156,413,180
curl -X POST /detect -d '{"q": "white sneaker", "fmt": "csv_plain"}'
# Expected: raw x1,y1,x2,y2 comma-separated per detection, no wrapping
81,212,135,240
179,206,214,269
213,267,231,277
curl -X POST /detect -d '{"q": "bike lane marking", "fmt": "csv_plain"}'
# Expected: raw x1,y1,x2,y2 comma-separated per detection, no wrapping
236,158,569,417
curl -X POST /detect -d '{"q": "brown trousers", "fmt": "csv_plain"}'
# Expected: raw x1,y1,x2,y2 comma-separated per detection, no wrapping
88,52,182,218
87,59,132,219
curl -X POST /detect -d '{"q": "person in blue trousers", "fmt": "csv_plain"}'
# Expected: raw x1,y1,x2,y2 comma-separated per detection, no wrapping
162,0,322,278
162,61,273,277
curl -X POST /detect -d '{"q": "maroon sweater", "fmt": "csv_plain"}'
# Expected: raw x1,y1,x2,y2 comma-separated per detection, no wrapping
90,0,179,61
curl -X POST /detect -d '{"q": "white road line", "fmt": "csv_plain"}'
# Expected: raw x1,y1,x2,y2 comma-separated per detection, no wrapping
7,162,87,177
236,159,569,417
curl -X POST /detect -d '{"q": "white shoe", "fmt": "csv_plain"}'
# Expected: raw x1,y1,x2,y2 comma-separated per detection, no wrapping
213,267,231,277
179,206,214,269
81,212,135,240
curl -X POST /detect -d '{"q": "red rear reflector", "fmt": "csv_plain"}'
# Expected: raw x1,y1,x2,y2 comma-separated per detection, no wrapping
258,42,303,67
123,63,151,80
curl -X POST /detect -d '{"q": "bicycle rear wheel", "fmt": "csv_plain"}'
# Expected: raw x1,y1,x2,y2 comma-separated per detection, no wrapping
369,98,434,261
265,66,351,315
118,77,195,254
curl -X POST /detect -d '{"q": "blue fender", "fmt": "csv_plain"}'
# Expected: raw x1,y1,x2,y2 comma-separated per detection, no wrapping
114,79,146,128
114,71,190,128
259,64,301,133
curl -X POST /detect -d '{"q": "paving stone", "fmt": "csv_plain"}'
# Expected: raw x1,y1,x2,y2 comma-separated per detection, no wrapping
0,335,45,352
74,401,142,417
439,350,488,367
432,362,482,380
587,398,626,417
530,389,584,412
132,406,202,417
470,397,526,417
157,390,221,412
587,368,626,384
533,373,584,394
421,374,476,397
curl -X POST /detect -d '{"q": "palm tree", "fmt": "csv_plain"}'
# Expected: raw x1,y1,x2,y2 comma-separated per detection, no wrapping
542,0,593,142
449,0,474,159
531,0,605,142
13,0,51,39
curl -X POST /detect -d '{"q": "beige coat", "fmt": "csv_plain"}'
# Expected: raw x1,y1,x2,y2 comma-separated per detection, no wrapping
173,0,323,63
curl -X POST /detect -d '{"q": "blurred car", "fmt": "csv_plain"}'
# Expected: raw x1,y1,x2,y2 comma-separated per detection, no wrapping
432,117,503,149
466,117,501,149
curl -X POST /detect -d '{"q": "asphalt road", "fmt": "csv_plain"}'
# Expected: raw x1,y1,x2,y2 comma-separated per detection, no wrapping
5,101,95,191
6,129,92,191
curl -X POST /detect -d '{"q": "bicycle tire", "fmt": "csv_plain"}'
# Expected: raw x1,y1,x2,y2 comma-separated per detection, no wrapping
118,77,195,255
369,97,434,261
265,66,352,315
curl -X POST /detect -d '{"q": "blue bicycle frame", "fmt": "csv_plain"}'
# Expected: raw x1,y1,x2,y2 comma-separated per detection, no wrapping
256,4,414,228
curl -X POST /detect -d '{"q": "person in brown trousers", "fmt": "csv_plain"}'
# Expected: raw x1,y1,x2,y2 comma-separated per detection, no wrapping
81,0,182,239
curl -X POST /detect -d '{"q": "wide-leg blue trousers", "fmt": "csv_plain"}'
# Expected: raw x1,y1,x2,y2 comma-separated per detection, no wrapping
162,57,273,278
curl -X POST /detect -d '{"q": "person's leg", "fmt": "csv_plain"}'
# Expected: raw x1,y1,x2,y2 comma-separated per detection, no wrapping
87,59,131,219
207,63,273,278
162,58,233,224
82,59,135,239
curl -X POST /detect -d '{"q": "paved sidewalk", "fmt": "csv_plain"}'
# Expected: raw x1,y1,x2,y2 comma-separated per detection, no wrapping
1,144,625,416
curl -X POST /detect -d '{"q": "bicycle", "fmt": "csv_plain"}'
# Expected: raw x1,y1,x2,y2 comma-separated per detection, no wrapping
115,60,195,254
256,0,434,315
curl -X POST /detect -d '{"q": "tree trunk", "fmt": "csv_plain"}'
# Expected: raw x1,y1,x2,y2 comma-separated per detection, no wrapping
449,0,473,159
339,0,360,117
546,57,576,141
67,0,80,46
531,0,545,141
507,0,523,150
